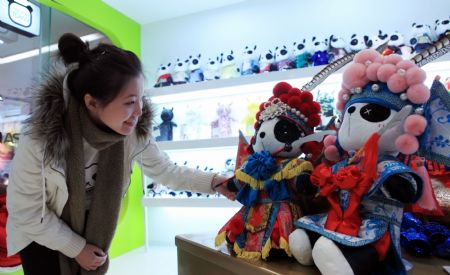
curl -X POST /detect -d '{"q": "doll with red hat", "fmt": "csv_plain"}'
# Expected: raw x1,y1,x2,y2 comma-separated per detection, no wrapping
289,35,450,275
214,81,332,261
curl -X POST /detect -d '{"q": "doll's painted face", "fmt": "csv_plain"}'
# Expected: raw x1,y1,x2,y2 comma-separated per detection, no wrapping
252,117,305,158
86,75,144,136
338,102,400,154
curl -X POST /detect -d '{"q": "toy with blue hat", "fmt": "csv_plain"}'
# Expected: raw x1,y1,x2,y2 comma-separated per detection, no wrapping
289,34,450,275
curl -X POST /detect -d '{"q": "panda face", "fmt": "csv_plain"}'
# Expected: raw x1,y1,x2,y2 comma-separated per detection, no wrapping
259,50,274,63
338,102,399,152
349,34,366,51
174,59,188,72
243,45,257,60
207,57,219,70
221,51,236,66
293,39,308,55
158,63,171,74
252,117,305,158
330,35,346,49
189,54,201,70
388,31,404,46
435,18,450,37
275,46,290,61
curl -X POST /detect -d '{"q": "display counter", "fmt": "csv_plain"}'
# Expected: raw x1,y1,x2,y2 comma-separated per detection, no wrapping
175,233,449,275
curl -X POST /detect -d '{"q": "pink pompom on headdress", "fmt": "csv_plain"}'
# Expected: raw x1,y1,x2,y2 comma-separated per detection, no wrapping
326,49,431,157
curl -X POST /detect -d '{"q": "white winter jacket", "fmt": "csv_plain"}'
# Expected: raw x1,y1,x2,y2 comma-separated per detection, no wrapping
6,75,215,258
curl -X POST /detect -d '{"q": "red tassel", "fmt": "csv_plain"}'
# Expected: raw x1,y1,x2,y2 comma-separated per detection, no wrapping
361,133,380,181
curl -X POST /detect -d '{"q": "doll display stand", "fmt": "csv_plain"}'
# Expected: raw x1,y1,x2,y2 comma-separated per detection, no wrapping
175,233,449,275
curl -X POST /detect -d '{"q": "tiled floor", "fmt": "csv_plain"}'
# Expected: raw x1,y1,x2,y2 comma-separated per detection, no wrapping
108,245,177,275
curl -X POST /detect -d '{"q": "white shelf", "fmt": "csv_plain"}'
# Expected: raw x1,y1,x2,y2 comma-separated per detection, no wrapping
142,197,242,208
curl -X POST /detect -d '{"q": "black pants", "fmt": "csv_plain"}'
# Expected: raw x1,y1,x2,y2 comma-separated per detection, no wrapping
19,241,60,275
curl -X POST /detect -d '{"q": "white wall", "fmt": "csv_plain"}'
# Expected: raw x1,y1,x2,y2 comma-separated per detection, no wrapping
141,0,450,85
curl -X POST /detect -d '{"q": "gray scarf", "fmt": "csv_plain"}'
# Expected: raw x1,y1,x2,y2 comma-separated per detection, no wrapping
59,96,126,275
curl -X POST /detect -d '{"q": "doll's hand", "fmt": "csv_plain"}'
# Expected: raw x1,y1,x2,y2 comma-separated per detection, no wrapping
212,174,236,201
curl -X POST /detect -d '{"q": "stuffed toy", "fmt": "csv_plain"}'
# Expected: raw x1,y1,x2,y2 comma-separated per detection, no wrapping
293,39,311,68
366,30,389,49
204,57,220,81
328,35,348,62
409,23,434,54
310,37,330,66
172,58,189,85
220,51,240,79
179,105,207,140
221,157,236,178
348,34,368,53
274,45,294,71
382,31,413,58
289,41,450,275
259,49,276,73
154,63,173,87
211,103,236,138
188,54,204,83
241,45,260,75
434,17,450,40
154,107,177,141
215,81,332,261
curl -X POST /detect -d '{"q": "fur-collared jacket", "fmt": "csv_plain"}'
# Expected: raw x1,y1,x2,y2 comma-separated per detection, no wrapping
6,74,215,258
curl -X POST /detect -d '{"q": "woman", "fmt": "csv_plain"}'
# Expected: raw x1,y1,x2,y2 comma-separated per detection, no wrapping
6,33,234,275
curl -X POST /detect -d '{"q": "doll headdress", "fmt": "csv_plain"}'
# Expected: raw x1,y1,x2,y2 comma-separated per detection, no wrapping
255,81,321,135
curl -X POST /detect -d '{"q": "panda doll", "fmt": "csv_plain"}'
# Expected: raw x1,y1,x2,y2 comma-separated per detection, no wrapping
289,49,450,275
215,81,332,261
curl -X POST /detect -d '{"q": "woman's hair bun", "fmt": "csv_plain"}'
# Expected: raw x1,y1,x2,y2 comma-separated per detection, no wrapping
58,33,88,65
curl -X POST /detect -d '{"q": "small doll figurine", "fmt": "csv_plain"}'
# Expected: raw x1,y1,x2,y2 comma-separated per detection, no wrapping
215,82,332,261
348,34,368,53
274,45,294,71
293,39,311,68
241,45,260,75
409,23,434,54
434,17,450,40
259,49,276,73
188,54,204,83
154,63,173,87
204,57,220,81
172,58,189,85
328,35,348,62
290,45,450,275
211,103,236,138
383,31,413,57
154,107,177,141
220,51,240,79
366,30,389,49
310,37,330,66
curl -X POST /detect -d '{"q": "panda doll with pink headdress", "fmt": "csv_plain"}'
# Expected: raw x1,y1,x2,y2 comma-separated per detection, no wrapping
289,47,450,275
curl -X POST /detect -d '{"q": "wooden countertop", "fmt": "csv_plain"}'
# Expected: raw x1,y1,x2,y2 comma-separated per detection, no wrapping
175,233,449,275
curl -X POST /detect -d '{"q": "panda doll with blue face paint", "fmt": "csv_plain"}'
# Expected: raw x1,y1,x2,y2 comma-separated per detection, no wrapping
215,82,333,261
289,48,450,275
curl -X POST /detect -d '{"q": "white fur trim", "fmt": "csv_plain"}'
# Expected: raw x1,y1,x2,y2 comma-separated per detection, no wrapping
288,229,314,265
312,236,354,275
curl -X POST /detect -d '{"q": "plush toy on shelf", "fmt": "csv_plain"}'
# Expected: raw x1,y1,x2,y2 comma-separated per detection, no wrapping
154,107,177,141
348,34,368,53
188,54,204,83
434,17,450,40
310,37,330,66
215,81,333,261
328,35,348,62
211,103,236,138
274,45,294,71
154,63,173,87
292,39,311,69
409,23,434,54
172,58,190,85
204,56,220,81
289,40,450,275
259,49,276,73
241,45,260,75
220,51,240,79
383,31,413,57
366,30,389,49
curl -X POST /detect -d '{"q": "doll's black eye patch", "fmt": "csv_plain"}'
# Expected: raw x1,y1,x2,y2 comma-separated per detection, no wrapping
360,103,391,122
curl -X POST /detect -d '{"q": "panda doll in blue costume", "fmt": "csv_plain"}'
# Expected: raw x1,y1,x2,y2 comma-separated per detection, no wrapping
289,35,450,275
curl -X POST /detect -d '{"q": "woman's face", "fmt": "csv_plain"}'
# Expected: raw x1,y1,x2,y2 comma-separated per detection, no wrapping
87,75,144,136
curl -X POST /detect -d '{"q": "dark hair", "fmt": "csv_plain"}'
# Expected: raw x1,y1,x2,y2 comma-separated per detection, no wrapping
58,33,142,105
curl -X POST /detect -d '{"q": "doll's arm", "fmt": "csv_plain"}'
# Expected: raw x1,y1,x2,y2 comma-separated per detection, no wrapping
383,173,418,203
295,172,318,195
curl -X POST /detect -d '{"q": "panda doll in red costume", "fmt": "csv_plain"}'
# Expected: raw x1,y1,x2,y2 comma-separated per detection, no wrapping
289,47,450,275
215,82,333,261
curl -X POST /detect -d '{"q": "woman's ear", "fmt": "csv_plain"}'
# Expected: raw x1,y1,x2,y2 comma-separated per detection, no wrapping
84,93,99,112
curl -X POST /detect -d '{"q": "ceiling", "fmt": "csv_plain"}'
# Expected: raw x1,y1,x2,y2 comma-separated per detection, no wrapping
102,0,248,25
